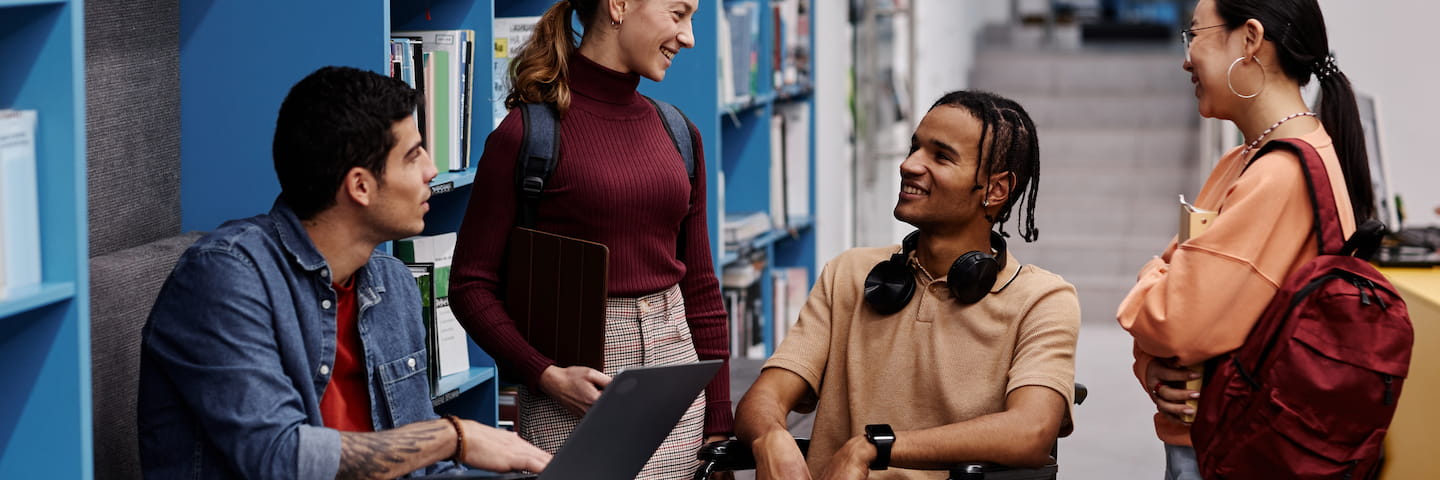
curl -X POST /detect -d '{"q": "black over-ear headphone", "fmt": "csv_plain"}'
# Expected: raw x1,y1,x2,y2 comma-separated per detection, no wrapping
863,230,1009,314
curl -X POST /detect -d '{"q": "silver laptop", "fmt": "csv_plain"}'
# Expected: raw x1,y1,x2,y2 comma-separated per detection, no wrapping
415,360,722,479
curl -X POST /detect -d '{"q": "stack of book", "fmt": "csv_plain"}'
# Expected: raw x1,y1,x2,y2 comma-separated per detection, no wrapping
723,211,772,250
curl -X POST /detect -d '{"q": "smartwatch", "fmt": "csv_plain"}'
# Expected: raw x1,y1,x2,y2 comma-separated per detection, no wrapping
864,423,895,470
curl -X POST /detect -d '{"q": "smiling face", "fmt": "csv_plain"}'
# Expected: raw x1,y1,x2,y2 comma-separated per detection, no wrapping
613,0,697,81
893,106,992,234
364,115,436,241
1184,0,1247,120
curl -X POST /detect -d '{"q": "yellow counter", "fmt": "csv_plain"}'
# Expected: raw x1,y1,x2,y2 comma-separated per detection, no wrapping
1379,267,1440,480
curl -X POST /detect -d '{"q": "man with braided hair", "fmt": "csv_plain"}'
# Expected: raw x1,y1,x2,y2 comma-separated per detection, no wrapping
733,90,1080,480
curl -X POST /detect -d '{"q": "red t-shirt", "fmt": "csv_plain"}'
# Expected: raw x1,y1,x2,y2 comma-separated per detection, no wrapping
320,278,372,432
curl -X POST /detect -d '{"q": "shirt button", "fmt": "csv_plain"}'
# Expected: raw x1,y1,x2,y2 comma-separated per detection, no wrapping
320,268,330,279
407,358,417,369
321,299,333,309
319,364,331,376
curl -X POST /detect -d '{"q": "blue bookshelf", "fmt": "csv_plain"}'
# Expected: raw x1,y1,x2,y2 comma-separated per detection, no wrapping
0,0,89,478
178,0,501,427
176,0,816,436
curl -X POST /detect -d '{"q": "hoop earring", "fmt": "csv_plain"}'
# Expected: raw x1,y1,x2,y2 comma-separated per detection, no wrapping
1227,56,1265,99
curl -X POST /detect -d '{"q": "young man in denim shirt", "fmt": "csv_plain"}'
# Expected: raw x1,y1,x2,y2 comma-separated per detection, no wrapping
138,66,550,479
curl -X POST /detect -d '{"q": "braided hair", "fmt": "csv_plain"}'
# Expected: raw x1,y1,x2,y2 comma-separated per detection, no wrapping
930,90,1041,243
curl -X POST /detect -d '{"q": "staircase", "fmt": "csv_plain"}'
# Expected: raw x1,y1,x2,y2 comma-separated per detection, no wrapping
970,41,1204,326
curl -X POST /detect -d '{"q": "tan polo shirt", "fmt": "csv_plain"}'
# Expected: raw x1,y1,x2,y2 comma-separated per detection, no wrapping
764,245,1080,479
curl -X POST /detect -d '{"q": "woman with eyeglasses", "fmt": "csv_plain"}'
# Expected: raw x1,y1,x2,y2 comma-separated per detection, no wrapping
1116,0,1374,478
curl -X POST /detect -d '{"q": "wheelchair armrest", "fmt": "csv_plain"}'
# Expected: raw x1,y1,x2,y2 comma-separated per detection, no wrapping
696,439,1059,480
694,438,810,478
950,461,1059,480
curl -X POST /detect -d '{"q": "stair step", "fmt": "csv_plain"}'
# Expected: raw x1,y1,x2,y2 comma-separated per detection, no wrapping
971,48,1192,95
1038,127,1199,170
998,93,1199,129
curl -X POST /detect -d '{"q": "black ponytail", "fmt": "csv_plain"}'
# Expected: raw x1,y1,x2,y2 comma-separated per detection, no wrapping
1216,0,1375,225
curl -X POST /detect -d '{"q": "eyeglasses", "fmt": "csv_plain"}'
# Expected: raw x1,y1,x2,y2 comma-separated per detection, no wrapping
1181,24,1226,60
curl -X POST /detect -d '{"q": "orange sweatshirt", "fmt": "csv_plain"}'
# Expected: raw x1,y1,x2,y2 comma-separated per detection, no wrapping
1117,126,1356,445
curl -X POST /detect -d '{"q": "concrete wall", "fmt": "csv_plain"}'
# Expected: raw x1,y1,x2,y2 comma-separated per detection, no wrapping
1322,0,1440,228
911,0,1010,118
813,3,855,265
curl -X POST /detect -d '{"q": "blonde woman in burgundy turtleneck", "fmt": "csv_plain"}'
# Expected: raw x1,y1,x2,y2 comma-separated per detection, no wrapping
449,1,730,478
1117,0,1377,478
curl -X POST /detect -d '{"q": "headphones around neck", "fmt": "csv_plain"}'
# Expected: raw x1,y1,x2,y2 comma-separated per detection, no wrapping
863,230,1009,314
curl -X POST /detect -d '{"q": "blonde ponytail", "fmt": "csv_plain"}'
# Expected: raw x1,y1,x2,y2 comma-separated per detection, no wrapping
505,0,602,117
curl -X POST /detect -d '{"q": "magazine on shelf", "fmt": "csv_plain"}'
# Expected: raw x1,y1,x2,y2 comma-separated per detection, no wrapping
492,16,542,129
0,109,40,297
397,232,470,378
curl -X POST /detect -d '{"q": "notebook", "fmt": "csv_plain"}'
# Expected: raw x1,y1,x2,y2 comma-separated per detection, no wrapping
504,227,608,371
414,360,723,479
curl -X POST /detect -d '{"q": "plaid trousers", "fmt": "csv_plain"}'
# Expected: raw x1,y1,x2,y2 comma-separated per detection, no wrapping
518,284,705,479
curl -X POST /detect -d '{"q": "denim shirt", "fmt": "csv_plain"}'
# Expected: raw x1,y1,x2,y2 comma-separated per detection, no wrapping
138,200,463,479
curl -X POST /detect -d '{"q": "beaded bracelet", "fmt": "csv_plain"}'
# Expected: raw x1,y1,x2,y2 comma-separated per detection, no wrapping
443,415,466,465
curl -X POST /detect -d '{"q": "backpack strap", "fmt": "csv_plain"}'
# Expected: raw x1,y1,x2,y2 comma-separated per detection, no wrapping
643,95,697,181
516,103,560,229
1249,138,1346,255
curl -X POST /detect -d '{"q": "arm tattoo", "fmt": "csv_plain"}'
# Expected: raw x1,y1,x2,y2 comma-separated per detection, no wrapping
337,422,450,480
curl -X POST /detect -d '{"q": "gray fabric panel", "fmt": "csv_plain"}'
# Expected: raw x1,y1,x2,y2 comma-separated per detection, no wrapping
86,0,181,257
89,232,202,480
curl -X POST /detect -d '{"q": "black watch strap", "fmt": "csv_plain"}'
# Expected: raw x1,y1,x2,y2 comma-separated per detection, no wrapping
864,424,895,470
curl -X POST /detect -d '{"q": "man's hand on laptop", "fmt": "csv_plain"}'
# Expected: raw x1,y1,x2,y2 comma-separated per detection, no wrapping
459,419,553,473
538,365,612,417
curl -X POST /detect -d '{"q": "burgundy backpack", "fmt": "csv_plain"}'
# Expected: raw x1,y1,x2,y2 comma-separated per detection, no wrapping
1190,138,1414,479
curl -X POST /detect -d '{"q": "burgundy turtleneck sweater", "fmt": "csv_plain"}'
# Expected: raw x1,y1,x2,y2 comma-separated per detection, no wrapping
450,52,731,434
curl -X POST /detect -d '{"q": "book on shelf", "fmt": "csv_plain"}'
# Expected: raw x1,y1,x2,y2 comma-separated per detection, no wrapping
722,1,760,105
716,11,735,105
722,257,766,359
492,16,542,129
769,113,788,230
723,211,772,249
393,29,474,174
1176,194,1214,422
772,0,812,89
778,102,811,222
389,37,428,151
773,267,807,347
407,263,441,392
722,280,765,359
397,232,470,380
0,109,40,297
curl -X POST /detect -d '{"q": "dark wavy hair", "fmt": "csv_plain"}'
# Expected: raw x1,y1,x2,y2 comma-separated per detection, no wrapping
1216,0,1374,225
930,90,1041,243
273,66,419,219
